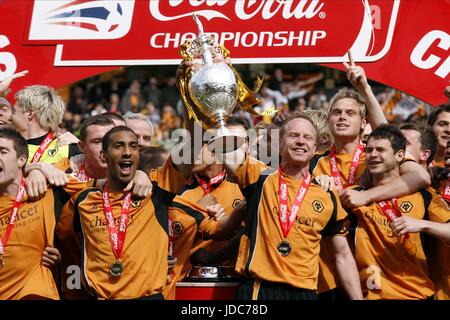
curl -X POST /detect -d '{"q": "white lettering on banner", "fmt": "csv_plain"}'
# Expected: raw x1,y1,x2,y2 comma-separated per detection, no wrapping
149,30,327,49
0,35,17,81
410,30,450,79
149,0,324,22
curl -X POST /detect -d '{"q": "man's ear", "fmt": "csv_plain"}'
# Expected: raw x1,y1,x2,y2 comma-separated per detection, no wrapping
78,140,86,154
100,150,107,164
18,155,27,170
396,149,405,162
360,117,368,131
420,149,431,164
26,106,35,121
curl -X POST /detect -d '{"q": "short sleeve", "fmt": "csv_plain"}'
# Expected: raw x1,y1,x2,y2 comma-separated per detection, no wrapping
233,155,268,189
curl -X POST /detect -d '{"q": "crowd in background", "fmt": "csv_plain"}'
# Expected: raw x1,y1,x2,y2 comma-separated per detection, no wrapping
60,65,432,149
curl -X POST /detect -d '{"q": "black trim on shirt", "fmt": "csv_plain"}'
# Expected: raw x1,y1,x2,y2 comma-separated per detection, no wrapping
321,190,341,237
73,188,98,233
152,183,177,236
27,133,51,146
170,201,205,227
53,186,71,222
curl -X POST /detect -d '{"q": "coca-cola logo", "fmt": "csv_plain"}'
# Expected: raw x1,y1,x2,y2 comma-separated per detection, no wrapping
119,215,127,232
149,0,325,22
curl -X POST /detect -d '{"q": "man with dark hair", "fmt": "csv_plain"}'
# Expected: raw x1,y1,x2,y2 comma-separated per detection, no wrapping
400,123,437,167
57,126,188,299
102,112,126,126
0,128,65,299
348,124,443,300
427,104,450,168
73,114,116,179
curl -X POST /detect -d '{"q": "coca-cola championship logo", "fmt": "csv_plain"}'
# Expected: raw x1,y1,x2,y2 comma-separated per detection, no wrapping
26,0,399,66
148,0,398,62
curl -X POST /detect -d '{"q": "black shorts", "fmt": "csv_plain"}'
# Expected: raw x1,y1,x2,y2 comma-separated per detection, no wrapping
236,278,317,300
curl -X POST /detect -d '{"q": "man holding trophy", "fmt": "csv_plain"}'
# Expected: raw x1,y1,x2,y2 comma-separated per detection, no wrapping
175,15,363,300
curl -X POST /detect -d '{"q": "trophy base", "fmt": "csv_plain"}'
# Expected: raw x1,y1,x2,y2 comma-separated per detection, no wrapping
208,134,244,153
184,266,242,282
208,126,245,153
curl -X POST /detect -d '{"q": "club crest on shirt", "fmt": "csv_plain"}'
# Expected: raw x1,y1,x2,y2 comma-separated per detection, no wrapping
399,201,413,213
312,200,324,213
173,221,183,235
131,199,141,208
47,148,58,157
232,199,242,208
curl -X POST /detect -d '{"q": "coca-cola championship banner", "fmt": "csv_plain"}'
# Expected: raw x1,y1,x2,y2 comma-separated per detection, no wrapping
0,0,448,105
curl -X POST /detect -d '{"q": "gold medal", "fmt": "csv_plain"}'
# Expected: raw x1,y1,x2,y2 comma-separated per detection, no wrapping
0,255,4,270
109,260,124,277
277,240,292,257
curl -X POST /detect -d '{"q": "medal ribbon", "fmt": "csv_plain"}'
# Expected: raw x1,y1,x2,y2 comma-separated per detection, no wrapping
195,171,226,194
278,167,312,238
378,198,409,239
76,162,90,182
168,217,174,257
102,186,131,260
329,143,364,192
443,178,450,203
1,132,54,255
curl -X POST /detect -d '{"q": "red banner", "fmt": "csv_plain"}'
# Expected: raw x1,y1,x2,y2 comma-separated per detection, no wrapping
0,0,448,105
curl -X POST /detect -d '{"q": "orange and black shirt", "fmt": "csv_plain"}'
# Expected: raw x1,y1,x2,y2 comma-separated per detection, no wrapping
0,184,79,300
57,159,184,299
163,195,225,300
352,189,436,300
309,150,367,293
427,190,450,300
180,179,244,266
233,156,348,291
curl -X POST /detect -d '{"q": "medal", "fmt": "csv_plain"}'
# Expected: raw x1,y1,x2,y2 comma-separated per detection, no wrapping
277,168,311,257
109,260,124,277
277,240,292,257
102,185,131,277
0,255,4,270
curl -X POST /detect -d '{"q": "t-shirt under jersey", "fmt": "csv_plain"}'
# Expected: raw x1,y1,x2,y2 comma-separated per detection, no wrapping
233,156,348,291
27,133,79,165
57,159,185,299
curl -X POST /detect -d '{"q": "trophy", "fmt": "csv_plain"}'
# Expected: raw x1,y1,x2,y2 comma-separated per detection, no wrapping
177,14,262,153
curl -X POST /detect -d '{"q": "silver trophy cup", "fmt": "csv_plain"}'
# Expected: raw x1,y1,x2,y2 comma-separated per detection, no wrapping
188,14,244,153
